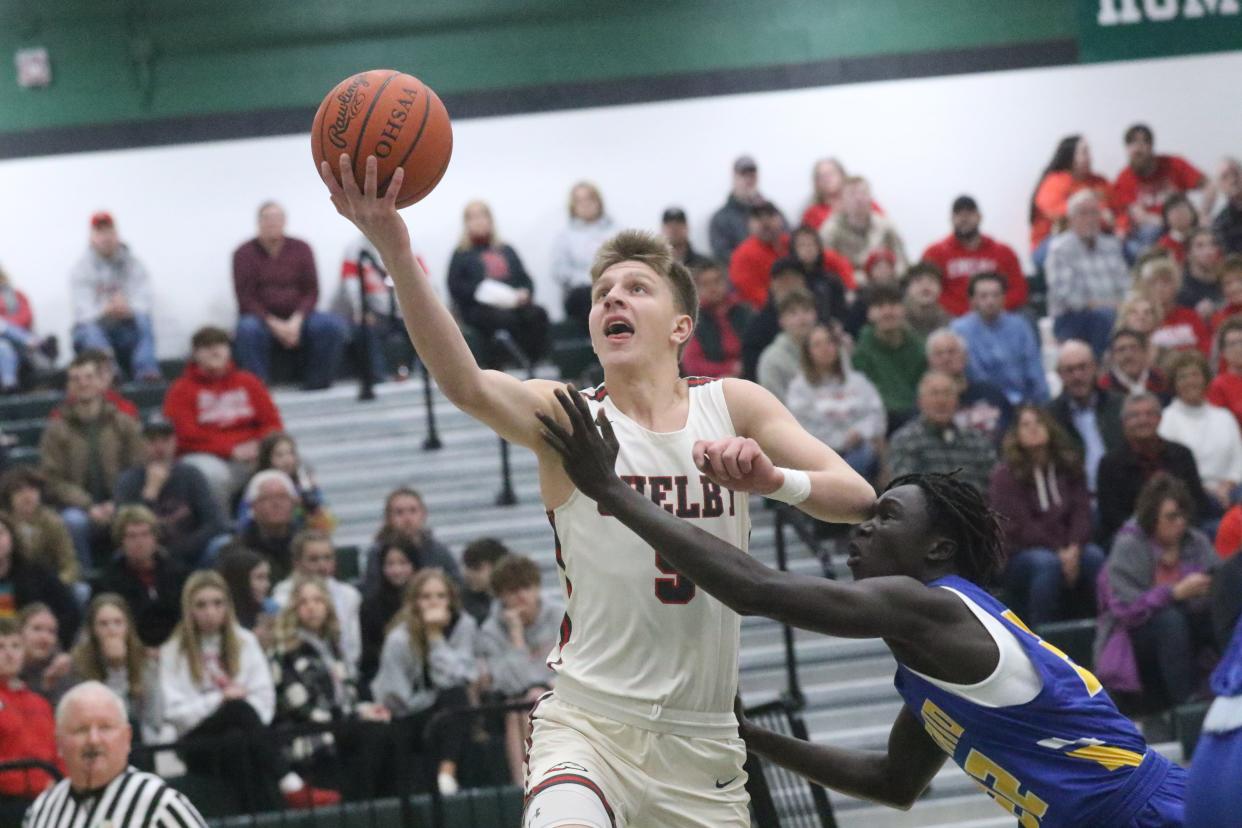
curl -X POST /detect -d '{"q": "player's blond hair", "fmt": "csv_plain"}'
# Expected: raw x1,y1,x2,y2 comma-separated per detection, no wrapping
590,230,698,357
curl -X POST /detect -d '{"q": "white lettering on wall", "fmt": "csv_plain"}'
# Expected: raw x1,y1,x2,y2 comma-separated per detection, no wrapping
1099,0,1238,22
1183,0,1240,17
1098,0,1143,24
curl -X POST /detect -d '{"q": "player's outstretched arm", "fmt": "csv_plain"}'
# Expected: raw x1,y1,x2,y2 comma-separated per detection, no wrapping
320,154,555,448
696,379,874,524
740,703,946,810
536,387,952,641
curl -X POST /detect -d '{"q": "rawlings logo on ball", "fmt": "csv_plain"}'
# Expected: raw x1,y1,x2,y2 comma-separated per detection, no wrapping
328,75,371,149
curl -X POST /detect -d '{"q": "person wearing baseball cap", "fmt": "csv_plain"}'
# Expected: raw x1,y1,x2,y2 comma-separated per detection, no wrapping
709,154,781,264
920,194,1028,317
659,207,711,270
69,211,161,382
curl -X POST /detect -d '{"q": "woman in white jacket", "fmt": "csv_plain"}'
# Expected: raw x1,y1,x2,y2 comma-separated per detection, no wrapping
785,323,886,483
159,570,337,811
549,181,616,331
372,568,477,795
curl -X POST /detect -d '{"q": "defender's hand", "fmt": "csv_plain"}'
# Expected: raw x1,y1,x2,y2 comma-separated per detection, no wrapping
693,437,782,495
319,154,411,261
537,385,622,504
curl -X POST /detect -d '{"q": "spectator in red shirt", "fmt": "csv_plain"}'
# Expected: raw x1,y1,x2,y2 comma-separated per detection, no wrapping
728,201,787,310
681,262,751,379
1156,193,1198,264
233,202,347,390
921,195,1027,317
1113,123,1212,258
1209,318,1242,431
1029,135,1115,267
165,326,284,515
0,617,62,800
800,158,884,232
1134,254,1211,356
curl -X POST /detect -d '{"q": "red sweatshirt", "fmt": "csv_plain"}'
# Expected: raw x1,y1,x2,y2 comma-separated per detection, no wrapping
0,680,62,798
920,234,1027,317
1113,155,1204,234
730,234,857,310
164,362,284,459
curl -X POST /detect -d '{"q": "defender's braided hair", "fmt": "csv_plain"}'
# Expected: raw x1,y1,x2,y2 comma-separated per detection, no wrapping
884,471,1005,585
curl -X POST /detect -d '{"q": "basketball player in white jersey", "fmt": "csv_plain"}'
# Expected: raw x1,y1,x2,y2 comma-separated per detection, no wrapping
319,157,874,827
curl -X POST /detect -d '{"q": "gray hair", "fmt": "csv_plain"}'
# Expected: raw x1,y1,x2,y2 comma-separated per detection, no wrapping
925,327,965,356
56,681,127,730
1066,189,1099,216
1056,339,1095,367
1121,391,1161,417
244,469,298,504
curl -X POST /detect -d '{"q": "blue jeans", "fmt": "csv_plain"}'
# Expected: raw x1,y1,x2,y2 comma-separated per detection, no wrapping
840,441,880,484
73,314,159,379
0,337,19,389
234,311,347,389
60,507,95,575
1124,223,1164,265
1053,308,1117,359
1004,543,1106,626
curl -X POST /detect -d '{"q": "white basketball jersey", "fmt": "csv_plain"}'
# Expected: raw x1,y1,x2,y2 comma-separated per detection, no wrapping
546,378,750,738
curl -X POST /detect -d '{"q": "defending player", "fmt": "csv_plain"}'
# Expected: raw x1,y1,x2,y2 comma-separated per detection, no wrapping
538,388,1187,827
319,157,874,827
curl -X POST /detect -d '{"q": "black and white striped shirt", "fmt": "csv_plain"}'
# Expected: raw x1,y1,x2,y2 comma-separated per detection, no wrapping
22,767,208,828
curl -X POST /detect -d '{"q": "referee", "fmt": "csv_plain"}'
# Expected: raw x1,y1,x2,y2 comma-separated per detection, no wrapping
24,681,207,828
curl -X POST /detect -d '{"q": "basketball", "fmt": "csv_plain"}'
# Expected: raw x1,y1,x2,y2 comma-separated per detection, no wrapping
311,69,453,208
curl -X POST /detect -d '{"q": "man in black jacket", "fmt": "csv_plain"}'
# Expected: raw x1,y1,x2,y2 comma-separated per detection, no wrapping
114,414,229,569
1096,393,1212,544
1047,340,1124,494
91,506,185,647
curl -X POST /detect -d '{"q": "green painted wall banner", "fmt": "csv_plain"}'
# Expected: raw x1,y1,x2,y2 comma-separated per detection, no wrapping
1080,0,1242,62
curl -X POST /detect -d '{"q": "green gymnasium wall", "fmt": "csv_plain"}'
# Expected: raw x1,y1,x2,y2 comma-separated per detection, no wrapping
1,0,1237,157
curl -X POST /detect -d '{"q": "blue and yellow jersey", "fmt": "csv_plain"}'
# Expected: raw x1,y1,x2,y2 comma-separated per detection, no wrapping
894,575,1174,828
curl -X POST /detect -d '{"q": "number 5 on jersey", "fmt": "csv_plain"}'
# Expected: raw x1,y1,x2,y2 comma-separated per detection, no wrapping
654,553,696,604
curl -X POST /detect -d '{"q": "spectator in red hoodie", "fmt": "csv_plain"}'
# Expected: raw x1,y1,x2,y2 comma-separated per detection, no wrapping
0,616,61,800
728,201,786,310
233,202,348,390
1113,123,1212,259
164,326,283,515
921,195,1027,317
681,262,751,379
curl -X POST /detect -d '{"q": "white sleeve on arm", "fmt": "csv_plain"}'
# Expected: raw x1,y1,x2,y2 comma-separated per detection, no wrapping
69,257,101,323
127,256,154,315
429,616,479,687
158,645,222,736
237,628,275,725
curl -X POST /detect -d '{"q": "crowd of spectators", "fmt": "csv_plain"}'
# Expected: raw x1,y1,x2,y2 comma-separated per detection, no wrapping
1,122,1241,814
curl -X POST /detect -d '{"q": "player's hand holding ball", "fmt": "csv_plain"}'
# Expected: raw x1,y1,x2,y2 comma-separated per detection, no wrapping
537,385,623,504
693,437,782,496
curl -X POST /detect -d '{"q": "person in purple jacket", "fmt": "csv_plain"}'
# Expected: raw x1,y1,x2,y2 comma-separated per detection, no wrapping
232,202,348,390
989,405,1105,625
1096,472,1218,710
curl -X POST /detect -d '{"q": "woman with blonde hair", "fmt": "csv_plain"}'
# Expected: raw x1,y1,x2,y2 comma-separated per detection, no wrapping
159,570,337,810
69,593,161,746
1134,253,1210,355
270,576,392,800
372,568,477,795
550,181,616,330
446,200,549,364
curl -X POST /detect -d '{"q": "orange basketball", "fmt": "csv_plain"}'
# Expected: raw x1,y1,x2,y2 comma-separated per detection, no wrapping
312,69,453,208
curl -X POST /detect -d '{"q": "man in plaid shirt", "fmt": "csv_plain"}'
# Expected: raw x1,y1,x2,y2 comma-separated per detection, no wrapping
1045,190,1130,358
888,371,996,495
